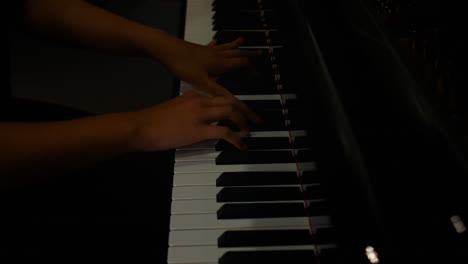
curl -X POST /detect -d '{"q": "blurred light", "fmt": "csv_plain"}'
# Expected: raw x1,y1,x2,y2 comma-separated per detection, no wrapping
450,215,467,234
365,245,380,264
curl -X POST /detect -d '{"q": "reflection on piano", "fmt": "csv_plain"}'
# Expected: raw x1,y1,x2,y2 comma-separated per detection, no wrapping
167,0,468,263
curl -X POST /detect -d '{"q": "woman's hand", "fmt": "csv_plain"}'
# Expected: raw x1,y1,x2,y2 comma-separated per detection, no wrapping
162,36,260,96
127,90,251,152
146,33,262,125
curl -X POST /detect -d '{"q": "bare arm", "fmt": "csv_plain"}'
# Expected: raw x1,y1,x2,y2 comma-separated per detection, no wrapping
0,91,247,187
24,0,261,99
0,112,134,186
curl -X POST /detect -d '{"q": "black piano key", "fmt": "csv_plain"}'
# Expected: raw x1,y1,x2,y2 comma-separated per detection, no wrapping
257,108,291,119
213,8,276,18
217,187,301,202
213,21,271,31
249,48,285,70
228,107,301,128
217,203,307,219
228,104,297,118
217,202,330,219
219,81,278,95
216,171,321,186
217,73,279,95
212,12,279,31
214,31,283,46
216,136,313,151
258,110,289,122
213,2,259,11
213,12,262,23
242,99,297,110
213,14,279,31
215,150,294,164
215,149,315,165
219,117,305,132
253,105,295,115
216,186,325,202
256,116,307,131
225,83,295,95
212,0,277,12
213,20,266,31
252,118,290,131
216,137,291,151
218,229,315,247
219,250,317,264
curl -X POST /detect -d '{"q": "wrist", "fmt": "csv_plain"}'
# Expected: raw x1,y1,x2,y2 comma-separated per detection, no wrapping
134,27,187,67
112,111,142,153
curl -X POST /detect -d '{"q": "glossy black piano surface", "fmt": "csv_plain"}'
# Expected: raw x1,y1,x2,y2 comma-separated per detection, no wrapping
298,0,468,263
170,0,468,263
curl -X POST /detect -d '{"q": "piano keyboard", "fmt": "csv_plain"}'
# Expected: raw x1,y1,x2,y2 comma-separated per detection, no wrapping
168,0,337,263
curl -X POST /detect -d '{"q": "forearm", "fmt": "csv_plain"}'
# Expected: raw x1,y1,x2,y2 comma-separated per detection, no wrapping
23,0,173,59
22,0,260,98
0,113,135,187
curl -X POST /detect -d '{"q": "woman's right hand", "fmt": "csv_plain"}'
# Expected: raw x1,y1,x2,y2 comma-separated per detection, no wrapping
127,90,252,152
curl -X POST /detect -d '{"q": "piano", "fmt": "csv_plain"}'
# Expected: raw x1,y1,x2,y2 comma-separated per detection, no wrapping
167,0,468,263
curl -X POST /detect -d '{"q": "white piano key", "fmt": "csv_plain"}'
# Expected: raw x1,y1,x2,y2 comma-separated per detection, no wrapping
170,214,331,230
173,172,221,186
174,161,316,173
178,139,218,150
169,229,223,246
167,244,336,264
175,149,220,161
171,199,221,214
172,186,220,200
184,0,215,45
235,94,297,101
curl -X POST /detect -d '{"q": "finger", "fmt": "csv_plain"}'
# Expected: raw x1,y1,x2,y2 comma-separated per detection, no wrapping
224,57,251,71
205,81,262,124
223,49,263,58
207,39,217,47
201,94,236,106
203,125,246,150
179,89,203,100
204,104,250,136
216,37,244,50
